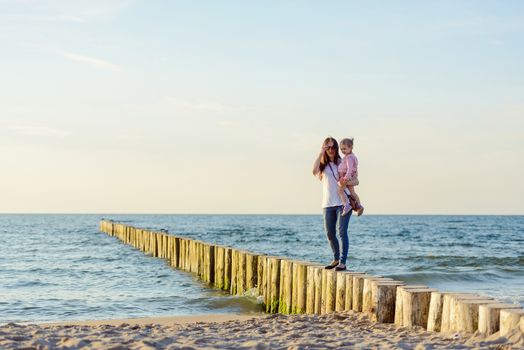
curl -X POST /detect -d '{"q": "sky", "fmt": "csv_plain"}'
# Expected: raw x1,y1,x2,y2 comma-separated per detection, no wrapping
0,0,523,214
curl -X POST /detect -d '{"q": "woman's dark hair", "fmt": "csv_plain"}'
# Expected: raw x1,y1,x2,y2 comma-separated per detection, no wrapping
319,137,340,173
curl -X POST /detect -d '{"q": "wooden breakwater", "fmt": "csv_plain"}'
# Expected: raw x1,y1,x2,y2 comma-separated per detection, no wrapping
99,220,524,337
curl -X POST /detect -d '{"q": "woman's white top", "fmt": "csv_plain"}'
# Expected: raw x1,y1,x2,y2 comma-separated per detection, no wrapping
321,162,344,208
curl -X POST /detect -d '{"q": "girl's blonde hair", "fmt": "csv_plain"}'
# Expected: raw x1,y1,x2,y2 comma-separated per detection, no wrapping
340,138,354,147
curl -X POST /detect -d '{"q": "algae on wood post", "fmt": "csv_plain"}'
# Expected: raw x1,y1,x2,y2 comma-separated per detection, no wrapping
267,257,281,313
278,259,293,314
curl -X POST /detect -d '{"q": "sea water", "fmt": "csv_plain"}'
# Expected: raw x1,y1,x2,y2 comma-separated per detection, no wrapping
0,214,522,323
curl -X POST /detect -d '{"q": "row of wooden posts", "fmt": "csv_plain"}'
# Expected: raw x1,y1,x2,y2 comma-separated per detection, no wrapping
99,220,524,337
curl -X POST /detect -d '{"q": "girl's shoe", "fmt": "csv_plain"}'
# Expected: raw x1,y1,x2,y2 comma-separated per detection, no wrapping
335,263,347,271
342,203,351,216
356,204,364,216
325,260,339,269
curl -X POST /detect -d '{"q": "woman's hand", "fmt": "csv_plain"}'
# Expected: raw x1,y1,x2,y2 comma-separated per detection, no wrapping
313,143,326,177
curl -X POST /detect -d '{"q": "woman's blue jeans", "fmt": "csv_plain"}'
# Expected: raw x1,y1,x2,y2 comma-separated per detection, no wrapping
323,205,351,264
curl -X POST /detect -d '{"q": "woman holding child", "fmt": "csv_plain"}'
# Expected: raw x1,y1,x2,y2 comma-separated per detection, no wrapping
312,137,363,271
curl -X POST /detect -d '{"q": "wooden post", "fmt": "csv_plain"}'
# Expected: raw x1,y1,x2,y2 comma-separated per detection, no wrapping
279,259,293,314
151,232,158,256
324,269,337,314
478,303,521,336
245,252,258,292
455,299,494,333
267,257,281,313
402,288,437,328
203,243,215,284
440,293,485,333
352,274,376,312
306,265,322,315
373,281,404,323
292,261,310,314
236,250,247,295
199,242,206,278
343,272,364,311
178,238,185,270
230,249,238,295
260,256,270,306
223,247,232,291
427,291,452,332
362,276,389,314
171,236,179,268
163,234,169,260
393,285,428,327
500,308,524,337
333,271,365,312
155,233,162,258
257,255,265,297
214,246,225,289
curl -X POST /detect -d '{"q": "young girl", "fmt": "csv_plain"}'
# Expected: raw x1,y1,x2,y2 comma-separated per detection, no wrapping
338,138,364,216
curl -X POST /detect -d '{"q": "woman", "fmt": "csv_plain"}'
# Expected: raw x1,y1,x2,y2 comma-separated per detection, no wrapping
312,137,358,271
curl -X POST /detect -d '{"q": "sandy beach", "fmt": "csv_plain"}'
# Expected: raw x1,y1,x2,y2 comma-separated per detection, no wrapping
1,311,522,350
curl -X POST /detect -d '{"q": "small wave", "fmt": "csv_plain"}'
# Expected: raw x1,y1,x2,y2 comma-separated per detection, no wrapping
397,255,524,268
388,271,502,285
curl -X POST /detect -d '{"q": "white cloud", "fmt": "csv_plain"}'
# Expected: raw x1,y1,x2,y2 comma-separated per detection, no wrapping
62,52,121,71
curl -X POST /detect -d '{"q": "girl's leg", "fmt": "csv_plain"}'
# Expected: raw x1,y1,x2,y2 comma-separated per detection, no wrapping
348,186,361,205
348,186,364,216
336,206,351,265
323,206,340,263
338,185,348,205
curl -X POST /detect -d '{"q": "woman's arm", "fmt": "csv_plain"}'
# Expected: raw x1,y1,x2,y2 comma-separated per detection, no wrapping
340,178,359,187
312,147,325,177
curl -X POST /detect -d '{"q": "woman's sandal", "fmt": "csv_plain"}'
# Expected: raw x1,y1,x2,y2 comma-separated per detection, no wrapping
325,260,339,269
335,263,347,271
